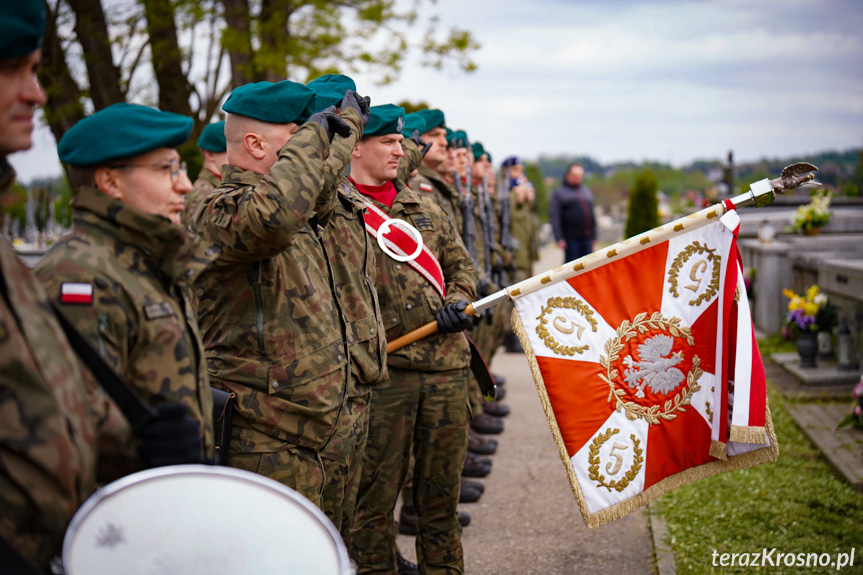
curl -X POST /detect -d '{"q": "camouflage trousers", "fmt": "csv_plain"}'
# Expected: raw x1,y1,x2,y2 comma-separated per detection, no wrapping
228,386,369,535
320,381,371,546
351,366,469,575
227,425,326,509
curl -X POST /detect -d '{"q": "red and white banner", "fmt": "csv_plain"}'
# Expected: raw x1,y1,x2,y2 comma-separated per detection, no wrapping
362,201,446,298
512,210,777,528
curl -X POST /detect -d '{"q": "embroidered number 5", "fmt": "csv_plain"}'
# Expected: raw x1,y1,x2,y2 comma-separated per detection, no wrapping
605,441,629,476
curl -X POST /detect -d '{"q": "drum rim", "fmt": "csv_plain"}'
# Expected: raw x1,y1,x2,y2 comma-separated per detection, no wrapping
63,464,351,573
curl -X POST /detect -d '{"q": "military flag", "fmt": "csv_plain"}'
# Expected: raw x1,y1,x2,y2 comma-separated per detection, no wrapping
510,203,778,528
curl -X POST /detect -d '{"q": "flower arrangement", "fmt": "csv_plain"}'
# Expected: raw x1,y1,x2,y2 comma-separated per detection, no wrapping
838,377,863,430
782,284,832,336
788,190,831,234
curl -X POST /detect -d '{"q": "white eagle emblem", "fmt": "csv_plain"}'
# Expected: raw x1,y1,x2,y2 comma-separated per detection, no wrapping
622,334,685,398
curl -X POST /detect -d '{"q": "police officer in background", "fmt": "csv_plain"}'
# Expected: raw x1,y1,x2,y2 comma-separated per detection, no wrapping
190,80,372,522
182,120,226,226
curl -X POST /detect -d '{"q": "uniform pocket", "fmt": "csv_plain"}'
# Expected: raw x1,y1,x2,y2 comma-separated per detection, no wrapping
348,315,384,385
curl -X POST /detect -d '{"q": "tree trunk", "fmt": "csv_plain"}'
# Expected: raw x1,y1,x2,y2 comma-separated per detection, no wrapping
39,0,86,145
141,0,193,117
65,0,123,111
258,0,293,83
221,0,255,88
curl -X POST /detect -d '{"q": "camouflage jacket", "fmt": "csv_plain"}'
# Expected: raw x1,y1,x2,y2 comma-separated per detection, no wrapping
350,179,476,371
190,113,363,450
510,194,540,270
411,164,463,235
35,186,218,461
0,160,97,569
328,184,387,387
182,168,220,227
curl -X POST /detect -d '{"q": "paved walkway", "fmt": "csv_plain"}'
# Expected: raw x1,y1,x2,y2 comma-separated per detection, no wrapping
397,244,657,574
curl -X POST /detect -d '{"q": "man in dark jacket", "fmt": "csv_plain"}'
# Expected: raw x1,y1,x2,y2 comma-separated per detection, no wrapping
549,163,597,262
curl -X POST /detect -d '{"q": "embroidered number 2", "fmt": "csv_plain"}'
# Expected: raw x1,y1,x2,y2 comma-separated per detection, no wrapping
605,441,629,476
684,259,708,293
553,315,586,339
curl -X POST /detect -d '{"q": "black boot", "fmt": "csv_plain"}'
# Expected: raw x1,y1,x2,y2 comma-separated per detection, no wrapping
397,550,418,575
398,504,417,536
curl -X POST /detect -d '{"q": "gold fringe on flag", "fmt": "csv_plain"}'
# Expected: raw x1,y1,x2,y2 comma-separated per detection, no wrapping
729,425,768,444
512,309,780,529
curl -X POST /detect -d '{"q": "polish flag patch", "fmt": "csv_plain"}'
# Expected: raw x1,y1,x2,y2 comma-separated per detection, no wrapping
419,183,432,192
60,282,93,305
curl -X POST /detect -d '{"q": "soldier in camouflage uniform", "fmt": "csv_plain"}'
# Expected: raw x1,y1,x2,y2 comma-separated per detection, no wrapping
190,80,372,521
349,104,477,575
308,73,388,542
1,6,194,568
0,6,100,567
181,120,226,226
36,103,216,464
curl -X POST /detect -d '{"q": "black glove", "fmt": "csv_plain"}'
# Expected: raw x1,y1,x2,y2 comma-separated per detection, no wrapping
340,90,371,127
435,299,472,334
307,105,351,142
409,129,433,158
139,402,204,468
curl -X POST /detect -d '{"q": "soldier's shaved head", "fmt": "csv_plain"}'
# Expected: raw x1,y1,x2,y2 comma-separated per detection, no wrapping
225,113,299,174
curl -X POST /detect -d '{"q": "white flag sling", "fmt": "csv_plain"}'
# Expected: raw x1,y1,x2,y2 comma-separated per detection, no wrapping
511,208,778,528
362,201,446,298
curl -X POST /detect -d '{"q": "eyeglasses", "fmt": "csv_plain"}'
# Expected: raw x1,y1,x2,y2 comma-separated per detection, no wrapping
109,160,187,185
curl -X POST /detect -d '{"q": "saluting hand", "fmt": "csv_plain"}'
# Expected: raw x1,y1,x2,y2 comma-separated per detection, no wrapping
409,130,433,158
308,105,352,142
340,90,372,127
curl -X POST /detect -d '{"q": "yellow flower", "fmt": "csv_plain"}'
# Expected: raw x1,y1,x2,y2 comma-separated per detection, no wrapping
804,302,818,316
806,285,819,301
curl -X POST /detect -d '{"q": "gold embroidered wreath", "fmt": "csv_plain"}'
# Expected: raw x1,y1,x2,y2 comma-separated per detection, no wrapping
535,296,599,356
667,240,722,307
599,312,702,425
587,428,644,492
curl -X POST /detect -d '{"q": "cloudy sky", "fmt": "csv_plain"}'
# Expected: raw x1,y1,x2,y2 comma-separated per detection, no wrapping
9,0,863,183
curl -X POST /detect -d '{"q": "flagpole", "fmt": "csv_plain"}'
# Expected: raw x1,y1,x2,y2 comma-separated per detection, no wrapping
386,165,817,354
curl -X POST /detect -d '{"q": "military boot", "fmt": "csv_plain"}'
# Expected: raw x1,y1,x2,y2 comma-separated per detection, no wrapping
470,412,504,435
482,400,511,418
459,481,482,503
461,452,492,478
397,550,418,575
468,428,498,455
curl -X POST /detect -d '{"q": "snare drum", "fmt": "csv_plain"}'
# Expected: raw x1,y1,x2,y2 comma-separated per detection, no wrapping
62,465,354,575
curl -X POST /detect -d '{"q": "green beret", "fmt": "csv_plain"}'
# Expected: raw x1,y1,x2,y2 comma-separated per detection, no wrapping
307,74,356,112
197,121,226,152
402,112,426,137
416,109,445,132
58,103,193,167
447,129,469,149
1,0,45,59
472,142,486,162
223,81,316,124
364,104,405,137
